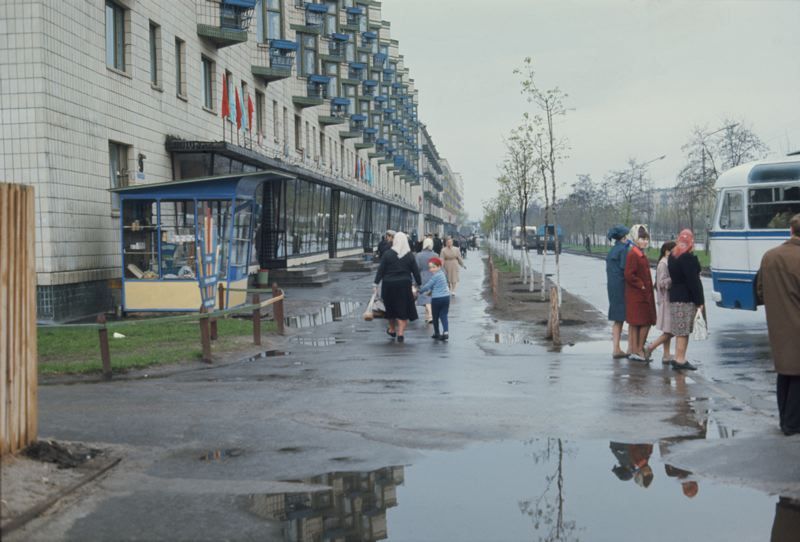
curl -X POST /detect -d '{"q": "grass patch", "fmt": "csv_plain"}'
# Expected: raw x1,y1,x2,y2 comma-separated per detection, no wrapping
38,317,276,375
488,253,521,274
563,244,710,268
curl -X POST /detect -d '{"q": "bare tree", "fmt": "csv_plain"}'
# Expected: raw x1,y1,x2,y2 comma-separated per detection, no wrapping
516,57,569,306
500,115,540,251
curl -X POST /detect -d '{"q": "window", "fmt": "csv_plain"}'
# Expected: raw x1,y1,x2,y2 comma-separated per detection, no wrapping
718,190,744,230
345,40,355,62
175,38,186,97
258,0,283,42
298,34,317,76
273,100,279,139
225,70,234,120
109,141,130,212
320,130,326,163
283,107,289,153
324,61,338,98
748,186,800,229
255,90,265,135
305,121,310,155
201,56,215,110
240,81,249,129
324,0,338,35
149,22,161,87
343,84,356,114
105,1,126,70
295,114,302,151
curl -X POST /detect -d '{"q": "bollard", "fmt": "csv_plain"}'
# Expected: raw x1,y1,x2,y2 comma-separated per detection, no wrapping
211,283,224,340
97,314,112,380
199,305,212,363
272,282,285,335
252,293,261,346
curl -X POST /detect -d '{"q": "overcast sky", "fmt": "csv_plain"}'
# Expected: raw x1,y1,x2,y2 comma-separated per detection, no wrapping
380,0,800,219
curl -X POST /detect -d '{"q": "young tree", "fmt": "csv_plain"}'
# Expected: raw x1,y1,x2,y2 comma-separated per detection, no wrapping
500,115,539,251
516,57,569,306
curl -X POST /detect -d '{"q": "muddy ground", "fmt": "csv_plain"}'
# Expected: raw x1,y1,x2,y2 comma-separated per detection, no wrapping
483,255,607,345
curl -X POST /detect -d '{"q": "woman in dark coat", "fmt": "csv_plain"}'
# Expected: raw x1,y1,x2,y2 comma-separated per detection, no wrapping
373,232,421,343
667,229,704,371
606,224,630,358
624,224,657,362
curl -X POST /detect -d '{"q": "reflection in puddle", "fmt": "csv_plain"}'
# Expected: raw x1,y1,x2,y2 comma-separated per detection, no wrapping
243,350,290,363
290,336,346,346
385,439,778,541
245,466,404,541
200,448,244,461
286,301,361,329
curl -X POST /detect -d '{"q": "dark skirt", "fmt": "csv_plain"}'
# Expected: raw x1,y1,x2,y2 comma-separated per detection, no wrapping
381,280,418,321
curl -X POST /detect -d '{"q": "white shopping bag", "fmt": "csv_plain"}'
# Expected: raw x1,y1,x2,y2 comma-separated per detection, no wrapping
692,309,709,341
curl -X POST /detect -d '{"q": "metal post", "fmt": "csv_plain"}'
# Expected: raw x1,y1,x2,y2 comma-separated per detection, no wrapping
199,305,212,363
272,282,285,335
97,314,112,380
252,293,261,345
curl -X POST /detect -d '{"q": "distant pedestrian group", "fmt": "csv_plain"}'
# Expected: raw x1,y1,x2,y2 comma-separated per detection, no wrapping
374,231,467,343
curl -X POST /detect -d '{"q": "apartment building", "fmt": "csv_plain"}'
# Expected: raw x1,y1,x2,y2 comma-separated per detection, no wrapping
0,0,462,321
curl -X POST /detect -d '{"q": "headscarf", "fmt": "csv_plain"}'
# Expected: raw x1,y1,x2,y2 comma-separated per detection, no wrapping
392,231,411,259
628,224,649,243
386,229,396,238
671,229,694,258
422,237,434,251
607,224,630,241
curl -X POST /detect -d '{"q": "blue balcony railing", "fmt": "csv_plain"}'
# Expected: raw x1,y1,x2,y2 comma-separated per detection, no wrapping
307,74,331,99
331,97,350,118
269,39,297,69
350,114,367,131
305,2,327,28
346,7,362,27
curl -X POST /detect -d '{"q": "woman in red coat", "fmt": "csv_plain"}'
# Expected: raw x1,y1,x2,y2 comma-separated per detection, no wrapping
624,225,657,361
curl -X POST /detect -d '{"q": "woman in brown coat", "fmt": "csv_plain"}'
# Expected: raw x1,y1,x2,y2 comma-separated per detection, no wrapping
624,225,657,361
440,237,465,295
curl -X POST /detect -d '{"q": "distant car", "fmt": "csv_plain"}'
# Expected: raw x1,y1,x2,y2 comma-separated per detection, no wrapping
536,224,563,254
511,226,538,250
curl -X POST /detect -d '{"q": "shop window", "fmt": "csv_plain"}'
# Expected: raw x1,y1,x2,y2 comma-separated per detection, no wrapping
122,200,159,279
158,201,198,279
201,56,215,110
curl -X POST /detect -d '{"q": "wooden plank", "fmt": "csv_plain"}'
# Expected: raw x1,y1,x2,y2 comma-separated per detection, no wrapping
13,185,23,451
0,184,9,454
25,186,37,443
9,186,20,451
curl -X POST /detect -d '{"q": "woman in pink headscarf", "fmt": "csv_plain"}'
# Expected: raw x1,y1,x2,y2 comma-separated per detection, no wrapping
667,229,705,371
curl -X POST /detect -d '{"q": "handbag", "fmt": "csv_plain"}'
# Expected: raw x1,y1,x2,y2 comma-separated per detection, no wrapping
691,308,709,341
363,294,385,320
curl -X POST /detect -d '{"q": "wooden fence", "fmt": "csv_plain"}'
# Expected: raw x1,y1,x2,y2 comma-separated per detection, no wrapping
1,183,38,456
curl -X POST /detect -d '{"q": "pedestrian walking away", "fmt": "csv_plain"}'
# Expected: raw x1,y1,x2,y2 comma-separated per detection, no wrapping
373,232,422,343
433,232,443,255
605,224,631,359
418,257,451,340
756,213,800,436
625,225,657,362
646,241,676,363
441,236,466,295
667,229,704,371
415,238,437,323
377,230,395,259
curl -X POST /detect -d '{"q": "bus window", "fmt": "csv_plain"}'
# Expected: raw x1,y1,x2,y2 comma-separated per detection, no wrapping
719,190,744,229
748,186,800,229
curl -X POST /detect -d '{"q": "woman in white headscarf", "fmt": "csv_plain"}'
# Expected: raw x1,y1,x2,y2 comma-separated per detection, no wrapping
373,232,422,342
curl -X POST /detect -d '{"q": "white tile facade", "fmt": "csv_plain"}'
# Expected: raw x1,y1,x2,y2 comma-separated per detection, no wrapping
0,0,459,317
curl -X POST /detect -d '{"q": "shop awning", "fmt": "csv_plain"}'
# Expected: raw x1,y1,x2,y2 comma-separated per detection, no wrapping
111,171,292,200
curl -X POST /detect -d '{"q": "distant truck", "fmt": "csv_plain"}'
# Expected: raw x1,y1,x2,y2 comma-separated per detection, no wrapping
511,226,538,250
536,224,563,254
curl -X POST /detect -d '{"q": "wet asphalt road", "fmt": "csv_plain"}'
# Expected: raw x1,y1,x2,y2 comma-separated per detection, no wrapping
15,250,800,541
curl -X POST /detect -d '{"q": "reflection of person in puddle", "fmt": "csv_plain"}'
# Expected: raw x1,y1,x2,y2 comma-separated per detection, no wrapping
610,442,654,488
664,464,699,498
771,497,800,542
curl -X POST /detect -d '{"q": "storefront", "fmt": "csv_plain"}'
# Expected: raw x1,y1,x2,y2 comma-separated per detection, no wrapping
114,171,291,312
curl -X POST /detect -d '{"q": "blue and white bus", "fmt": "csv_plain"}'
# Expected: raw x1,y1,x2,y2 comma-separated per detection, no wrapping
709,156,800,310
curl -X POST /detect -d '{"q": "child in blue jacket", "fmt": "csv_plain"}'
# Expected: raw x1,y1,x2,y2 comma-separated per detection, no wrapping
419,257,451,340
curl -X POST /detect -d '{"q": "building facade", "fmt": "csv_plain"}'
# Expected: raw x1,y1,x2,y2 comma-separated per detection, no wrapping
0,0,462,321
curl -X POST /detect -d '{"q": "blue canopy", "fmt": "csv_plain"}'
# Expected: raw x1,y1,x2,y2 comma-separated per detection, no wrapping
222,0,258,8
331,97,351,106
346,7,363,14
306,3,328,13
112,171,291,200
362,31,378,40
309,74,331,84
349,62,366,70
364,127,378,134
270,39,297,51
351,114,367,122
331,33,350,41
374,96,388,103
363,79,379,87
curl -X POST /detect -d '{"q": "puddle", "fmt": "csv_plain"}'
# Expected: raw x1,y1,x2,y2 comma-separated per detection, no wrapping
243,439,784,541
491,332,538,345
290,336,346,346
285,301,362,328
200,448,244,461
242,350,290,362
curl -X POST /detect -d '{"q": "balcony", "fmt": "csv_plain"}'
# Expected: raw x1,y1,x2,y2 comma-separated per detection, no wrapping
252,40,296,82
293,74,329,108
196,0,256,48
328,33,349,57
350,114,367,132
373,52,387,67
319,98,350,126
362,79,378,96
383,68,394,83
348,62,366,81
343,7,363,31
361,31,378,48
304,2,327,28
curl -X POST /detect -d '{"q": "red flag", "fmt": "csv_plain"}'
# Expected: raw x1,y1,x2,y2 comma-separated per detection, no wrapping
235,88,242,129
221,73,230,118
247,94,254,133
